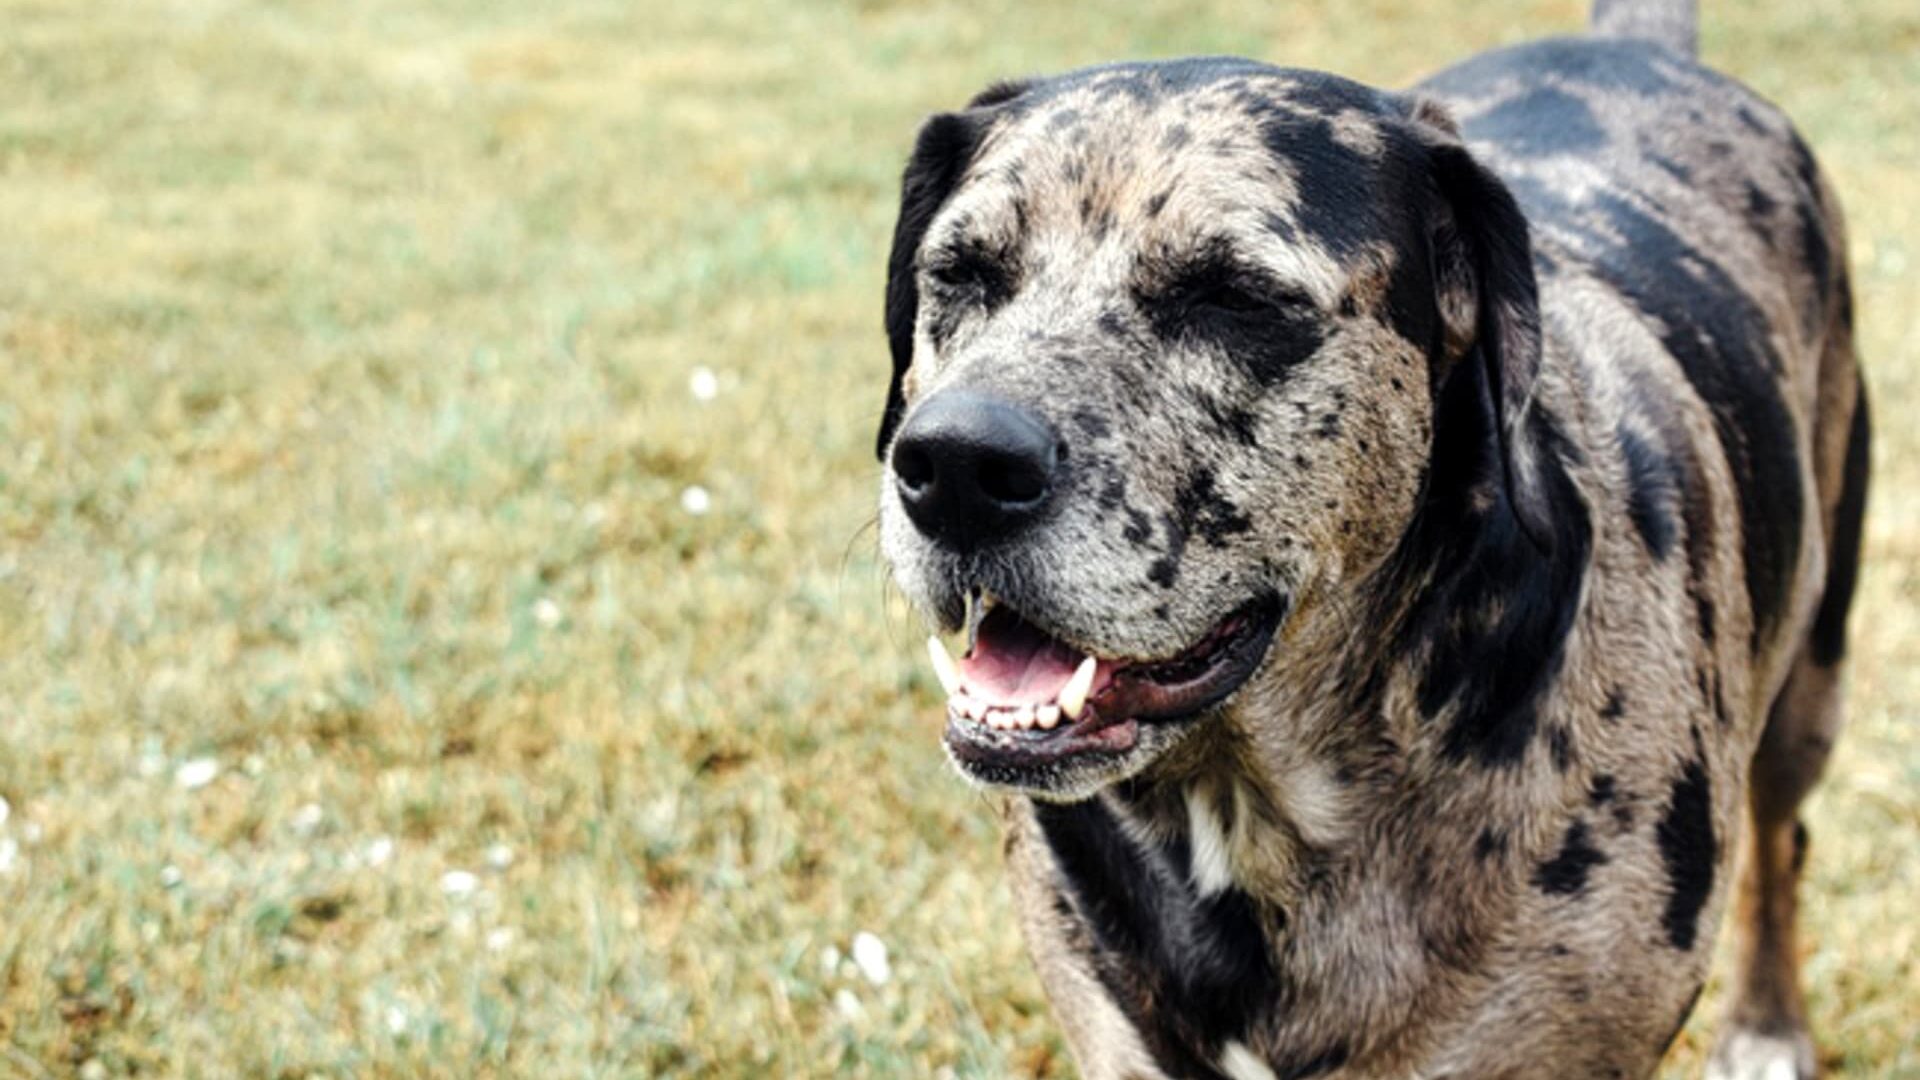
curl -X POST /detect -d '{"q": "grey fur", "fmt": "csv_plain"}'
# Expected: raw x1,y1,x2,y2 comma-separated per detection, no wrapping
873,5,1864,1078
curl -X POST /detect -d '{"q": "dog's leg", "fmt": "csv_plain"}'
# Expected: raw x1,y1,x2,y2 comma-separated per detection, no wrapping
1707,654,1840,1080
1710,331,1867,1080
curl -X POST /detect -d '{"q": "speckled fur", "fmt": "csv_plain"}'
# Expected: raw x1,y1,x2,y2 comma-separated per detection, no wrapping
873,4,1866,1077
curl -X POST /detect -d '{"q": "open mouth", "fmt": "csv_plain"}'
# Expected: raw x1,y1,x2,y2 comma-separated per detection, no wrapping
926,593,1285,775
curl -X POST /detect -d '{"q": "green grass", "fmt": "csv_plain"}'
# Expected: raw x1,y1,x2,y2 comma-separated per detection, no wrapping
0,0,1914,1075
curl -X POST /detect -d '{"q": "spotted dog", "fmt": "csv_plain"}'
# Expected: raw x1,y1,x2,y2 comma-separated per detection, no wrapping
872,0,1868,1075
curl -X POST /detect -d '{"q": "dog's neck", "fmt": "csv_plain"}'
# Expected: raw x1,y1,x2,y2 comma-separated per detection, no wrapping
1029,411,1597,1069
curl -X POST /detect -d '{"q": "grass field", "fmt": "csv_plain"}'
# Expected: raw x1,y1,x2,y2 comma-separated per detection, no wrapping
0,0,1914,1075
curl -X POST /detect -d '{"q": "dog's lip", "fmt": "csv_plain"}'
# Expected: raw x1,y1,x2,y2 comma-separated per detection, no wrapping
939,595,1285,774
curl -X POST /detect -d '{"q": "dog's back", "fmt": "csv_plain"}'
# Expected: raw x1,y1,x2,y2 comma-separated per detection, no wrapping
1418,13,1869,1076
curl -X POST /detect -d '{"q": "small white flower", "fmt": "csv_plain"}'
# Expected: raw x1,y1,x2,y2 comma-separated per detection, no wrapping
0,795,10,828
175,758,220,790
0,837,18,875
385,1004,409,1035
680,485,711,516
441,869,480,898
486,926,517,952
160,864,183,888
852,931,891,986
291,803,324,834
819,944,841,977
485,843,514,870
364,836,395,867
79,1060,108,1080
689,366,719,401
533,598,562,627
833,987,865,1022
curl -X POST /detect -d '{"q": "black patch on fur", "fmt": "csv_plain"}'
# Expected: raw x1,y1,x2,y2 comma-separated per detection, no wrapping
1146,189,1171,218
1656,755,1717,950
1589,773,1617,805
1501,180,1803,651
1474,827,1507,862
1198,394,1260,446
1547,724,1574,772
1810,383,1869,666
1035,798,1278,1076
1395,376,1592,767
1260,108,1381,259
1471,87,1607,157
1601,686,1626,720
1534,820,1608,896
1620,425,1678,560
1137,239,1326,386
1174,468,1251,547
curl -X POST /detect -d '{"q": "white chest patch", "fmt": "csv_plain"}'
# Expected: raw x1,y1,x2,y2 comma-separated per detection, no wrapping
1219,1039,1281,1080
1185,785,1235,896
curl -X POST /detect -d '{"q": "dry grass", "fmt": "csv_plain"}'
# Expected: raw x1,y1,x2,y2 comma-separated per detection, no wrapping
0,0,1913,1075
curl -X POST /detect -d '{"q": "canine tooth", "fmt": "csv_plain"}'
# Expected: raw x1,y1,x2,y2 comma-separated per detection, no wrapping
1037,704,1061,729
926,636,962,696
1059,656,1098,719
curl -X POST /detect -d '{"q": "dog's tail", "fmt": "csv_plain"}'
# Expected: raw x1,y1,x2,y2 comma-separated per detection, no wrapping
1590,0,1697,56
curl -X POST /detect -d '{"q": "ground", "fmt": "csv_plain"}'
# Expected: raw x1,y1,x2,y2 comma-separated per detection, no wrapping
0,0,1914,1076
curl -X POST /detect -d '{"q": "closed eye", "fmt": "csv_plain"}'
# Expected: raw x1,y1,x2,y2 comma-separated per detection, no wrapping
923,243,1016,310
1141,255,1313,335
1135,244,1324,383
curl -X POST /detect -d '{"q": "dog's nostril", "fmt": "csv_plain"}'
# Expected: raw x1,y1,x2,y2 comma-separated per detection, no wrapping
894,444,935,493
978,455,1050,505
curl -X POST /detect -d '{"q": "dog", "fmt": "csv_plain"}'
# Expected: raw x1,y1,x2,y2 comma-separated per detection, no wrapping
872,0,1869,1075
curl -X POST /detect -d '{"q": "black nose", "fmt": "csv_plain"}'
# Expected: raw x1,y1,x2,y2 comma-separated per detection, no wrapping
891,390,1061,550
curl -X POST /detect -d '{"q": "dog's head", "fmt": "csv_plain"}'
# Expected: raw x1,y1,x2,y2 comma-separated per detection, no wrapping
876,60,1550,800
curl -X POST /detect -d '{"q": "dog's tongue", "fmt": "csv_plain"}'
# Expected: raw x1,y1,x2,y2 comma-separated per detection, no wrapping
959,605,1089,705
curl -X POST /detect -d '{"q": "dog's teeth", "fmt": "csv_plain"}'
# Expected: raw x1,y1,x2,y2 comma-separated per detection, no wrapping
1037,704,1061,729
963,697,986,721
1059,656,1097,720
1014,705,1035,730
926,636,962,696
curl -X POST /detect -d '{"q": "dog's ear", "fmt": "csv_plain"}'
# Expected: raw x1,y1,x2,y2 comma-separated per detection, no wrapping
878,83,1028,460
1411,98,1557,551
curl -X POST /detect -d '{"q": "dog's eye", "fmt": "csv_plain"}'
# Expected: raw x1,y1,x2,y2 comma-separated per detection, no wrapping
1187,281,1271,316
1160,272,1306,324
925,249,1015,309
